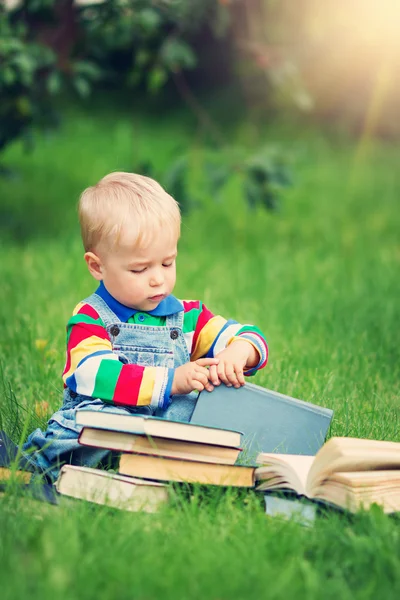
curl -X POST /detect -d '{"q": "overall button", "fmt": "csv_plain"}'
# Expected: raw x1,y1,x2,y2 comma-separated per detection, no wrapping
137,314,146,322
110,325,120,337
170,329,179,340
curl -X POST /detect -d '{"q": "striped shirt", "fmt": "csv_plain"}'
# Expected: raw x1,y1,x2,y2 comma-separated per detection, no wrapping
63,284,268,409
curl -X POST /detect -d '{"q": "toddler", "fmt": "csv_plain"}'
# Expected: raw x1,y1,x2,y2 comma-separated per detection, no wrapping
20,172,268,481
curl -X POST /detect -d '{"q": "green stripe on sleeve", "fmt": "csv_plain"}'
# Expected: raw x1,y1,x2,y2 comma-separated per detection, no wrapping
183,307,202,334
236,324,265,337
92,359,123,403
68,314,105,328
65,313,106,345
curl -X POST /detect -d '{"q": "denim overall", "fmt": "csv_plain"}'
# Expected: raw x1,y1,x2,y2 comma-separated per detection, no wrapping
23,293,198,482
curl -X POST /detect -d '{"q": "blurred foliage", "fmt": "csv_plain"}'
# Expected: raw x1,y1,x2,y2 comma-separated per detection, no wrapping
138,146,292,213
0,0,232,157
0,16,57,154
3,0,400,156
1,0,293,213
77,0,228,92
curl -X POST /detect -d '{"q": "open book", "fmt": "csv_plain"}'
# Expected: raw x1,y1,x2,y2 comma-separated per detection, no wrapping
255,437,400,513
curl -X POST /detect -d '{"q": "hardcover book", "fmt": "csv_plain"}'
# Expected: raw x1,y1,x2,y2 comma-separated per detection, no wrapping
79,427,241,465
191,382,333,458
264,493,319,525
56,465,168,512
75,409,242,448
118,454,255,487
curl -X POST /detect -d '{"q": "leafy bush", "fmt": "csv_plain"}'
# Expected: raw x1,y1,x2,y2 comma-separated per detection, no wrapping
139,146,292,214
0,0,232,158
0,15,57,154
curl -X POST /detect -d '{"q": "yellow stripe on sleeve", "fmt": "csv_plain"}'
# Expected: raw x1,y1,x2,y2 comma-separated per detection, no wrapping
192,315,227,360
72,302,86,316
63,335,114,382
136,367,156,406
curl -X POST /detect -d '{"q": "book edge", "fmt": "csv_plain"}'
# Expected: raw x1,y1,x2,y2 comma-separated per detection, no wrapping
75,409,244,439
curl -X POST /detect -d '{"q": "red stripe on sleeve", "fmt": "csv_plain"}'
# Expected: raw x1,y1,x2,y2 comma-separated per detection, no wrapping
113,365,144,407
182,300,201,312
64,323,110,375
67,322,110,352
192,303,215,352
76,303,100,320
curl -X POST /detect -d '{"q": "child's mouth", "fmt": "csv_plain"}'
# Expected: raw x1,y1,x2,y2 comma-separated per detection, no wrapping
148,294,165,302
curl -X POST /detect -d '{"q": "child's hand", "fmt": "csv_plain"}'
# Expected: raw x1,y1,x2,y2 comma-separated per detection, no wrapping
171,358,220,395
208,340,259,389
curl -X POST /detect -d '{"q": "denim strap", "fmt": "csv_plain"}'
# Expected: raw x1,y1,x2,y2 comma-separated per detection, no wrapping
82,292,122,327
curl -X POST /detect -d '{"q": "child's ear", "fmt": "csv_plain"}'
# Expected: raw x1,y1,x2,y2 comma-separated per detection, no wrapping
84,252,103,281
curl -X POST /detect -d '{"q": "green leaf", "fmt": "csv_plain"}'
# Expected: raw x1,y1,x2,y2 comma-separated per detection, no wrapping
73,76,91,98
135,49,151,68
2,67,16,86
147,66,167,93
15,96,32,117
160,38,197,73
72,60,102,81
46,71,62,95
137,8,162,35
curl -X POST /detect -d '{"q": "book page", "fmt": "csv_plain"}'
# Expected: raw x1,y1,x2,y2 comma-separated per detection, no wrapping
307,437,400,495
312,471,400,514
255,454,315,495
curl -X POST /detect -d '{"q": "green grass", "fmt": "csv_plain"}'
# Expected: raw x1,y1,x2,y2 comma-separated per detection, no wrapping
0,100,399,599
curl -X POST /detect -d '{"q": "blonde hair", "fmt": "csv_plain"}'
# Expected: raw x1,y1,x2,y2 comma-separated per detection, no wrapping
78,172,181,251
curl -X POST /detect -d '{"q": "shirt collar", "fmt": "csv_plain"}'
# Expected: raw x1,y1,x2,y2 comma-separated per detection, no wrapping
95,282,183,321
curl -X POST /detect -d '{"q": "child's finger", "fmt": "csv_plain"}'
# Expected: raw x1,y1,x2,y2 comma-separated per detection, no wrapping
225,366,240,388
208,364,220,386
217,363,231,387
235,366,245,386
195,358,220,367
191,380,205,392
193,370,210,387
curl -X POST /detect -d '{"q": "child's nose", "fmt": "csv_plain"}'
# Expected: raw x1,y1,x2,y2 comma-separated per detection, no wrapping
150,269,164,286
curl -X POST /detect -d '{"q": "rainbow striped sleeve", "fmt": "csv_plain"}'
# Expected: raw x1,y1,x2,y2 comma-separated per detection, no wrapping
62,303,172,409
182,301,268,375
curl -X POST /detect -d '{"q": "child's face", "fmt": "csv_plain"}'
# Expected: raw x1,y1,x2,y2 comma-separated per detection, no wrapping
90,226,178,311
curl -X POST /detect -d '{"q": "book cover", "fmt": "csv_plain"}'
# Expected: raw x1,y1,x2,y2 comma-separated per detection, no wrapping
190,382,333,459
119,454,255,487
56,465,168,512
78,427,241,465
263,492,343,524
75,409,242,448
264,493,318,525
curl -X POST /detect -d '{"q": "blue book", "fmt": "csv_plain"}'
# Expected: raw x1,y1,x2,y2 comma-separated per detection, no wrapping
264,493,318,525
190,382,333,459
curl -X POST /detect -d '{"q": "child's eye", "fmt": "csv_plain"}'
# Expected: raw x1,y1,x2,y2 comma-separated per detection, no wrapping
162,262,173,268
131,268,146,274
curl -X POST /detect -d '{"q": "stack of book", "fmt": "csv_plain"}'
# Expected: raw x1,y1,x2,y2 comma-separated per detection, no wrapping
54,408,400,516
2,384,399,517
54,381,335,513
55,408,254,512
